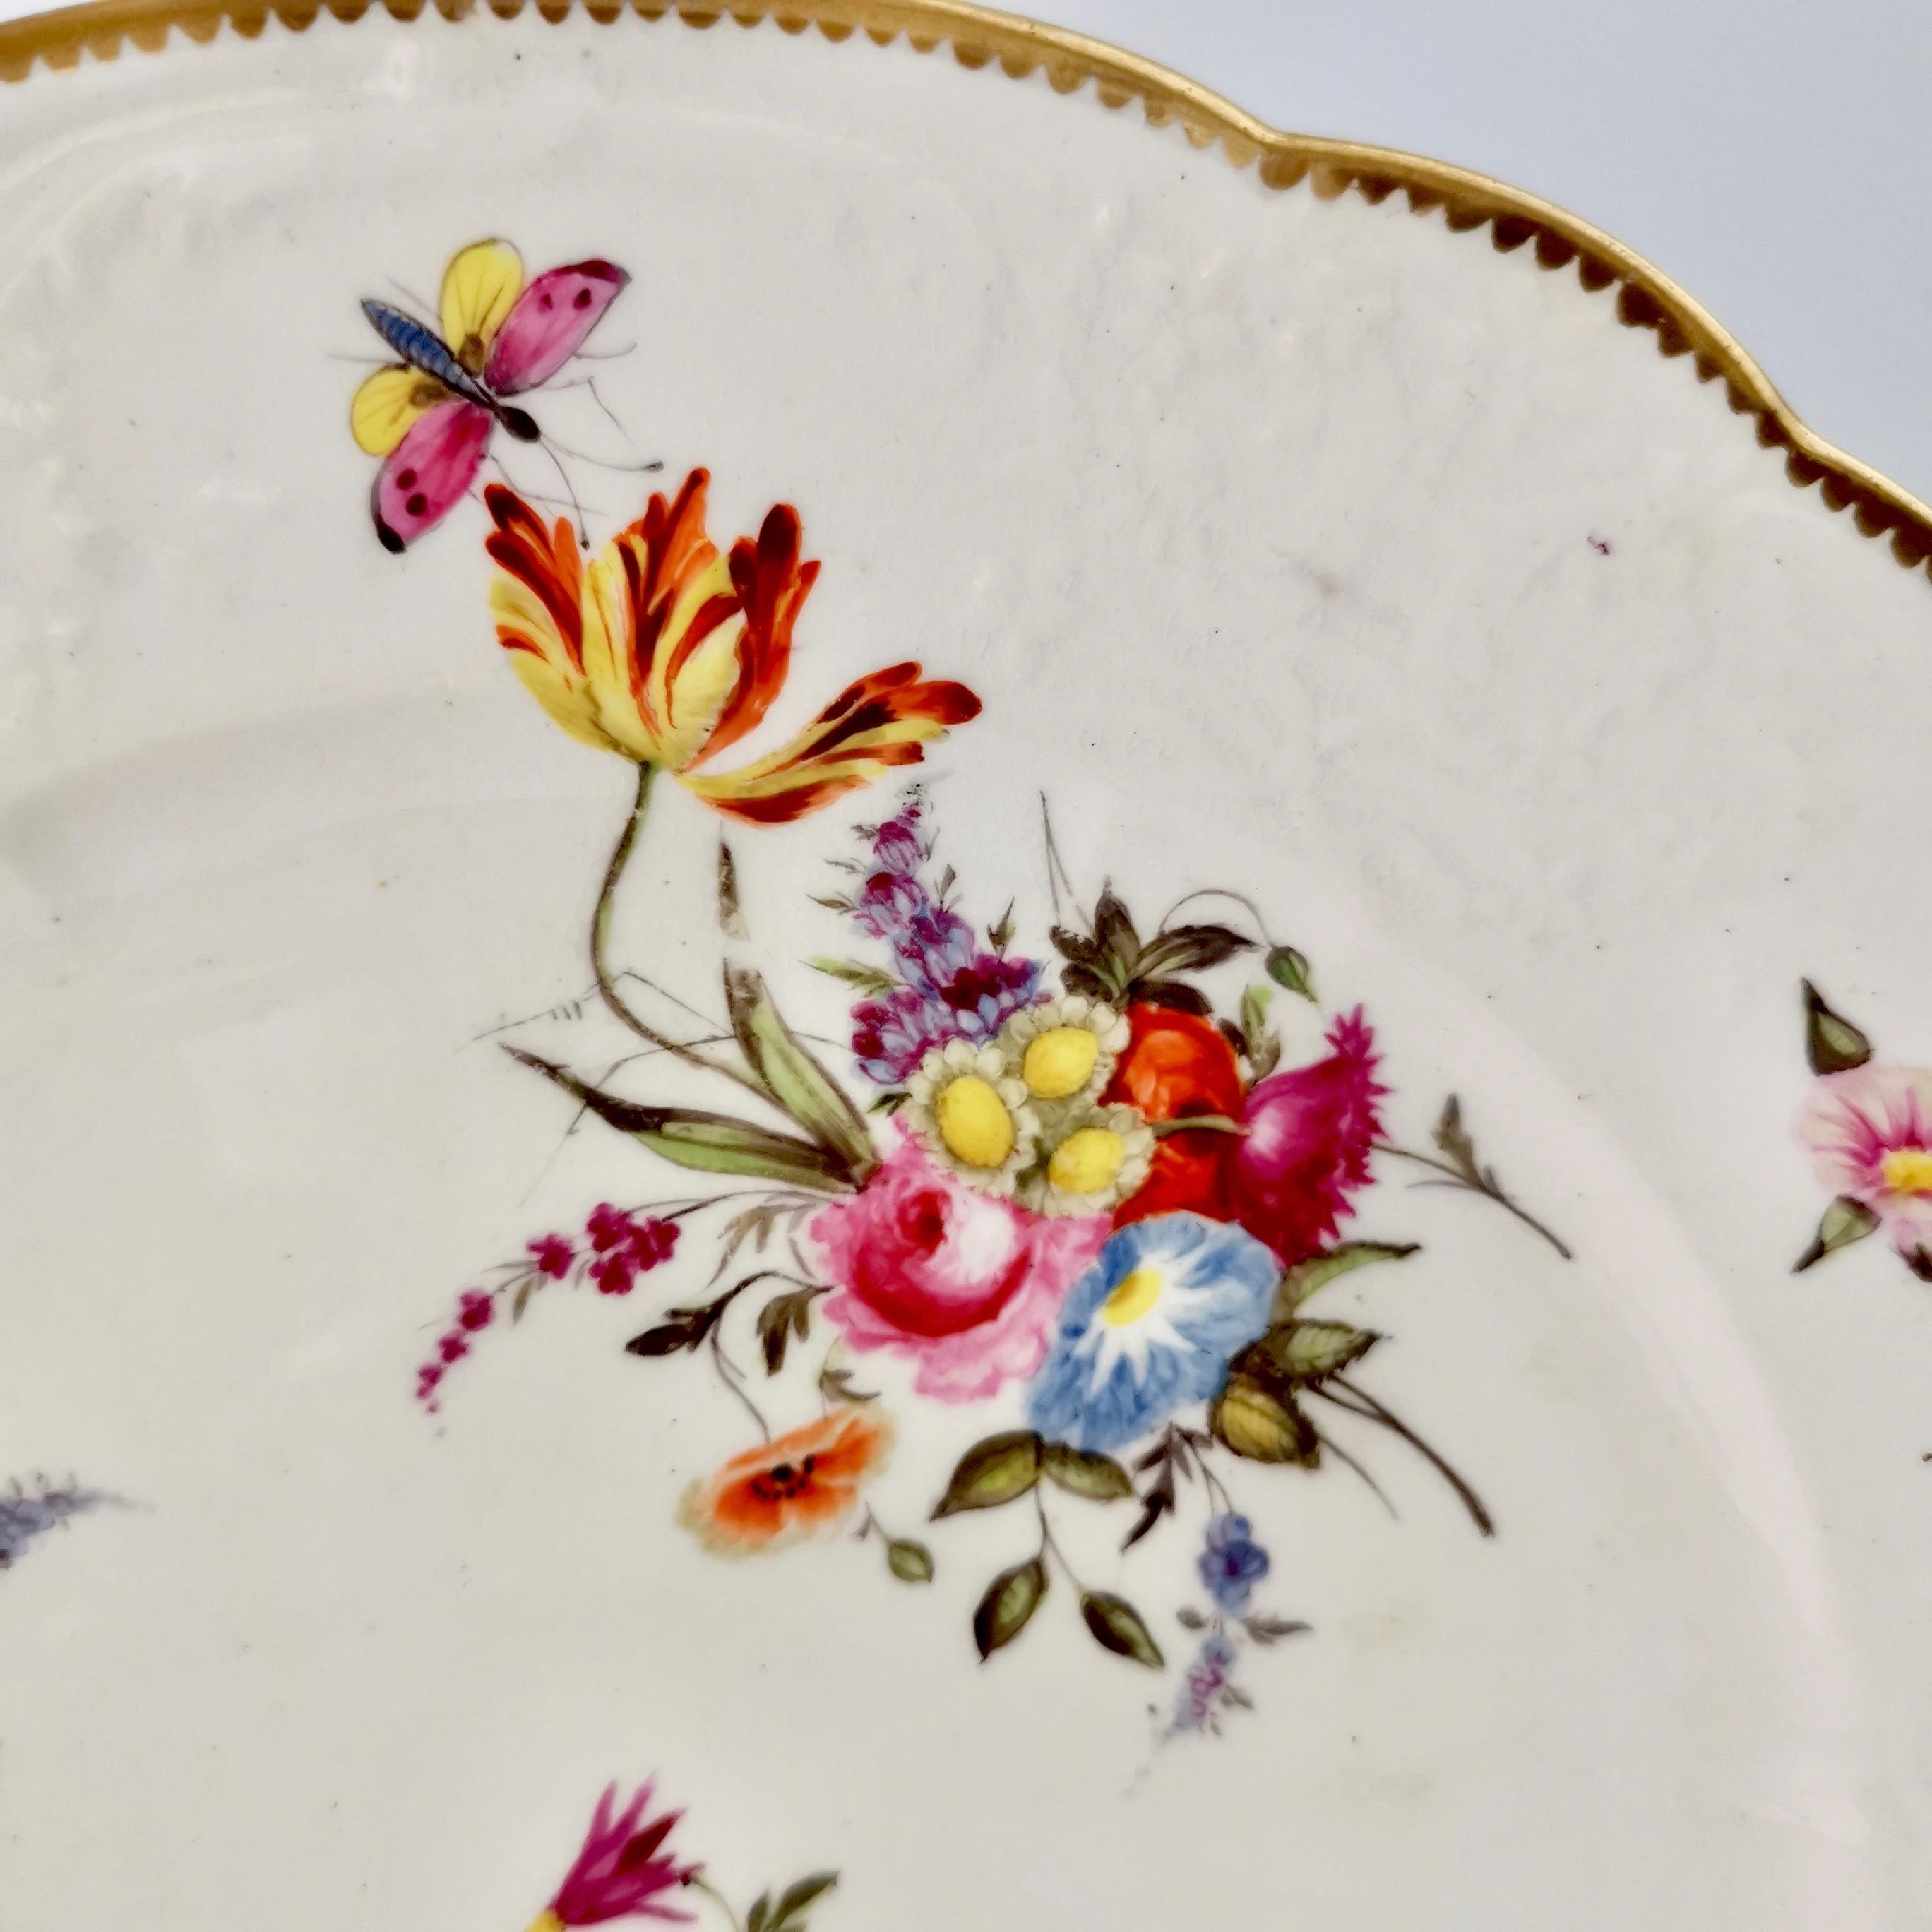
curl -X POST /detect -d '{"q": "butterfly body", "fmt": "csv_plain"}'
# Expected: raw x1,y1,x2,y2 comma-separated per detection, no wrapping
351,242,628,552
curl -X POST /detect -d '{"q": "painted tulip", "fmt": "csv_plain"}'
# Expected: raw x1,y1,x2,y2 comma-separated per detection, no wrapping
485,470,978,822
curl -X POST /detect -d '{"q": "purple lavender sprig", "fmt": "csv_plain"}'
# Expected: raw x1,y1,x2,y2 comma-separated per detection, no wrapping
827,794,1044,1085
0,1478,118,1571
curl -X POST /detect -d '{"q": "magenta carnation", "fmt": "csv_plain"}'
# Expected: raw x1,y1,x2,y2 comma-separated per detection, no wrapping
543,1781,696,1926
807,1130,1107,1400
1227,1008,1387,1266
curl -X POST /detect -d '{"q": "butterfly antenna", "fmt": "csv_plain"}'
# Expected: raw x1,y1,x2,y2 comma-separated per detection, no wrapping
578,374,639,448
541,434,664,476
328,352,395,366
568,341,638,362
486,455,584,514
384,278,437,323
533,439,591,544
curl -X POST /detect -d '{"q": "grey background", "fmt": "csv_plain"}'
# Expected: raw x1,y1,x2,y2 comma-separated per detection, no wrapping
2,0,1926,502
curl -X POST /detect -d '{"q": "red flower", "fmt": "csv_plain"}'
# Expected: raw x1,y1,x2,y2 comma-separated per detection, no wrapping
1227,1008,1386,1265
591,1253,638,1297
1104,1006,1246,1227
535,1781,696,1928
529,1234,575,1279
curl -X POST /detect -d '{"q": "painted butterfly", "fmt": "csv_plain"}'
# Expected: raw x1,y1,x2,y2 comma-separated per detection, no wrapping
351,238,630,552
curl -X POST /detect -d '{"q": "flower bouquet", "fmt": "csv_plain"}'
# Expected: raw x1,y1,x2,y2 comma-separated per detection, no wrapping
422,468,1568,1732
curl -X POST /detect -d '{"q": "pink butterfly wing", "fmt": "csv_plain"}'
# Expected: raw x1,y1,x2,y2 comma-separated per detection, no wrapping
484,261,629,395
371,399,494,552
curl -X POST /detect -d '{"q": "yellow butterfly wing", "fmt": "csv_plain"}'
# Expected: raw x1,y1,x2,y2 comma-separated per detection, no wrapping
350,365,449,456
440,239,525,369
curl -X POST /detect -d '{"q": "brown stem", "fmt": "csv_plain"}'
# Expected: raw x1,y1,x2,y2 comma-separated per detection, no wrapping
1373,1141,1573,1261
1321,1375,1495,1537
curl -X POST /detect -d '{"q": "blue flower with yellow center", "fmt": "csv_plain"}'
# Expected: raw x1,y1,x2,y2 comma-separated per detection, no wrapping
1024,1213,1281,1453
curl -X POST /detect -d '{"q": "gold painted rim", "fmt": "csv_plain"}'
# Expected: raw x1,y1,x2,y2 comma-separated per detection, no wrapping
4,0,1929,580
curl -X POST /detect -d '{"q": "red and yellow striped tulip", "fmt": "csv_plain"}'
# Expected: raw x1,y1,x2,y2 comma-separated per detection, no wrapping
484,472,980,823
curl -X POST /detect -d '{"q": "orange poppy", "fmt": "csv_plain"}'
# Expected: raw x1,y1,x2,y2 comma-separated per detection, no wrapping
676,1407,893,1556
484,472,979,823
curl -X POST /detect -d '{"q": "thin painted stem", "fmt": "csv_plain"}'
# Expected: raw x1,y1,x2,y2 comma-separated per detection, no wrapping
1156,886,1277,948
1322,1375,1494,1537
1309,1424,1399,1522
1373,1141,1574,1261
1033,1485,1085,1592
686,1874,746,1932
708,1323,770,1443
590,765,765,1100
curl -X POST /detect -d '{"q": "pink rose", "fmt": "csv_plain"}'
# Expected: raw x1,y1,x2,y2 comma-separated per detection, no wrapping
1228,1008,1386,1266
1799,1062,1932,1273
808,1131,1107,1401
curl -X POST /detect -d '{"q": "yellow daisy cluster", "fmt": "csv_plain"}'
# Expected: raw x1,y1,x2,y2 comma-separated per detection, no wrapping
905,998,1152,1216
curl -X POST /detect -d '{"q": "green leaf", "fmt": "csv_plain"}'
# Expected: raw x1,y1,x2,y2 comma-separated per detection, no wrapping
1080,1590,1165,1669
1041,1442,1135,1502
818,1360,878,1406
1210,1373,1320,1466
1148,1113,1247,1140
1433,1095,1479,1178
886,1539,935,1584
1176,1606,1208,1631
1239,983,1282,1078
1803,980,1874,1075
1092,886,1141,966
507,1051,854,1192
1255,1318,1381,1383
809,956,899,998
1244,1614,1312,1645
756,1289,820,1375
1265,944,1316,1002
973,1558,1047,1659
931,1432,1042,1517
717,837,748,940
1793,1193,1882,1272
724,965,878,1181
626,1292,734,1358
1136,922,1253,978
770,1873,840,1930
987,900,1016,953
1272,1241,1421,1318
868,1090,910,1115
746,1893,771,1932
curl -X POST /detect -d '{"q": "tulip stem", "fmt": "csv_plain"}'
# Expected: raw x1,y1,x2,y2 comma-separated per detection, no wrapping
591,765,767,1101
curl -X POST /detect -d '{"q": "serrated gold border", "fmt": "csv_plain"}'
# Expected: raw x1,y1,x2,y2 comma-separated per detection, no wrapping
4,0,1928,580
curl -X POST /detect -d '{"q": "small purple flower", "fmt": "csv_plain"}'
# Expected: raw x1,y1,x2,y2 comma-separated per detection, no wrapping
1171,1630,1239,1735
0,1481,114,1571
853,869,930,941
872,809,926,876
1198,1512,1270,1612
833,789,1047,1085
852,985,943,1085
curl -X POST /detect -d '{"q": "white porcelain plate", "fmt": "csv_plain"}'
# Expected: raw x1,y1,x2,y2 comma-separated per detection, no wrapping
4,6,1931,1927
